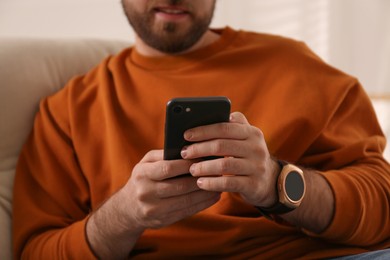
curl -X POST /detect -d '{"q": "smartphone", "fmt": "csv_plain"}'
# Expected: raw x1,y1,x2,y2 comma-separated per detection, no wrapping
163,96,231,160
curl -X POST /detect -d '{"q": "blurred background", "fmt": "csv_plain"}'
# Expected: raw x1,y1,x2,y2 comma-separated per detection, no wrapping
0,0,389,158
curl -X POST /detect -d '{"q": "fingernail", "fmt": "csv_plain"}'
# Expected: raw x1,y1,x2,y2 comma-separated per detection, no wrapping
181,146,188,158
197,178,203,186
184,131,193,140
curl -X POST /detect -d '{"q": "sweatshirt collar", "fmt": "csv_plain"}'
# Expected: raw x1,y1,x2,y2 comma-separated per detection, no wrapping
129,27,238,71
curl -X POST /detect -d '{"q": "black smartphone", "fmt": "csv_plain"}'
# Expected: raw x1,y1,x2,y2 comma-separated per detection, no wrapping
163,96,231,160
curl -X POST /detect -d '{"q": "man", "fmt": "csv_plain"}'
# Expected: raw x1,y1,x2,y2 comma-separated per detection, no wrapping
13,0,390,259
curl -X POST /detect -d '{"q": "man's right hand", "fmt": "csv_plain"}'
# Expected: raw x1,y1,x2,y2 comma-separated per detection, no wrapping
86,150,221,259
123,150,221,229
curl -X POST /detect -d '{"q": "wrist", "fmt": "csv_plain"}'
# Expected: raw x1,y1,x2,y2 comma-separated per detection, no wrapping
86,189,145,259
256,160,306,217
115,188,146,235
263,157,280,207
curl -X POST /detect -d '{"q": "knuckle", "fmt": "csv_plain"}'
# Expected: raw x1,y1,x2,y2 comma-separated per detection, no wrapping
142,205,157,219
136,188,149,203
252,126,264,139
257,161,267,174
220,122,231,135
213,140,226,154
155,183,167,197
200,127,208,138
251,142,262,154
149,218,164,229
132,164,144,179
220,159,231,173
145,150,154,158
229,158,241,173
175,182,186,194
133,170,143,183
161,162,172,179
253,143,266,158
223,177,238,191
142,150,159,162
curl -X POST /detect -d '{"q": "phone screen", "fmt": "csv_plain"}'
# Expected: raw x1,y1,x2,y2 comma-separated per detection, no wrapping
163,96,231,160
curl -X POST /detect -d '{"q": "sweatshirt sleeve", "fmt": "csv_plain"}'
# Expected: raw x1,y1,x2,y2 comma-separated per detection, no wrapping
13,86,96,259
299,80,390,246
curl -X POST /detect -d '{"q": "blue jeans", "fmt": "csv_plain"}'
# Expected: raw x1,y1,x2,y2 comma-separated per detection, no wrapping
330,248,390,259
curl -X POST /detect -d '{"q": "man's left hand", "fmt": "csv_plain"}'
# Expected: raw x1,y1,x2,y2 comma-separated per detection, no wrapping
180,112,280,208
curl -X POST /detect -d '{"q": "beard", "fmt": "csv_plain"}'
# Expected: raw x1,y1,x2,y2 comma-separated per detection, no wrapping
122,0,216,54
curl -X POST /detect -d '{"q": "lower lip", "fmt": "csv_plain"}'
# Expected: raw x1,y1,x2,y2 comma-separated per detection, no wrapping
155,11,189,22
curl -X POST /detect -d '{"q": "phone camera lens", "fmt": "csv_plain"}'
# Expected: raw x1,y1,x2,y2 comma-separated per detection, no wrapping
173,105,183,114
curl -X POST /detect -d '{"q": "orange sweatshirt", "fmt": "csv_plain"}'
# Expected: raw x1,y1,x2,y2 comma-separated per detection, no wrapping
13,27,390,259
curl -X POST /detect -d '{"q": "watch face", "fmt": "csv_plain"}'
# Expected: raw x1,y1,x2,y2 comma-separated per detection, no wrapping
285,171,305,202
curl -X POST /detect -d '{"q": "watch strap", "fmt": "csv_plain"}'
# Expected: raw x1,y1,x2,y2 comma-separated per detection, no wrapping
255,160,296,218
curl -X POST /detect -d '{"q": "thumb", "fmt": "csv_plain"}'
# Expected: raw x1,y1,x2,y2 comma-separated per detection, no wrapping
230,112,249,125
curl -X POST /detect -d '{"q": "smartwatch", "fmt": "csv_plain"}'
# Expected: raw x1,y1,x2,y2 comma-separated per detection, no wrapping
256,160,306,217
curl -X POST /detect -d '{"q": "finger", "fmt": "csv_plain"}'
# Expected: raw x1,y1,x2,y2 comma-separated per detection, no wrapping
155,175,201,198
163,192,221,224
148,192,220,228
146,190,220,225
184,122,251,142
140,150,163,163
229,112,249,125
161,190,221,218
197,176,249,193
144,159,193,181
189,157,254,177
182,139,251,159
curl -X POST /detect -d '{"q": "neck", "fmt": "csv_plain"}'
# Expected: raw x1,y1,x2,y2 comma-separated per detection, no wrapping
134,30,220,57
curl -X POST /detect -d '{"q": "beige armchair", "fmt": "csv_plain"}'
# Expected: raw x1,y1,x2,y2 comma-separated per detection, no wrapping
0,38,129,260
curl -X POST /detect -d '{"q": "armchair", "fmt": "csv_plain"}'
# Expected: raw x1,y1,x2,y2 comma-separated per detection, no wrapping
0,38,129,259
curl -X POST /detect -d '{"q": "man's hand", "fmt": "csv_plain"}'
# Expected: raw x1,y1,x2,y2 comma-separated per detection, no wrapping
86,150,220,259
182,112,334,234
122,150,221,230
180,112,280,208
